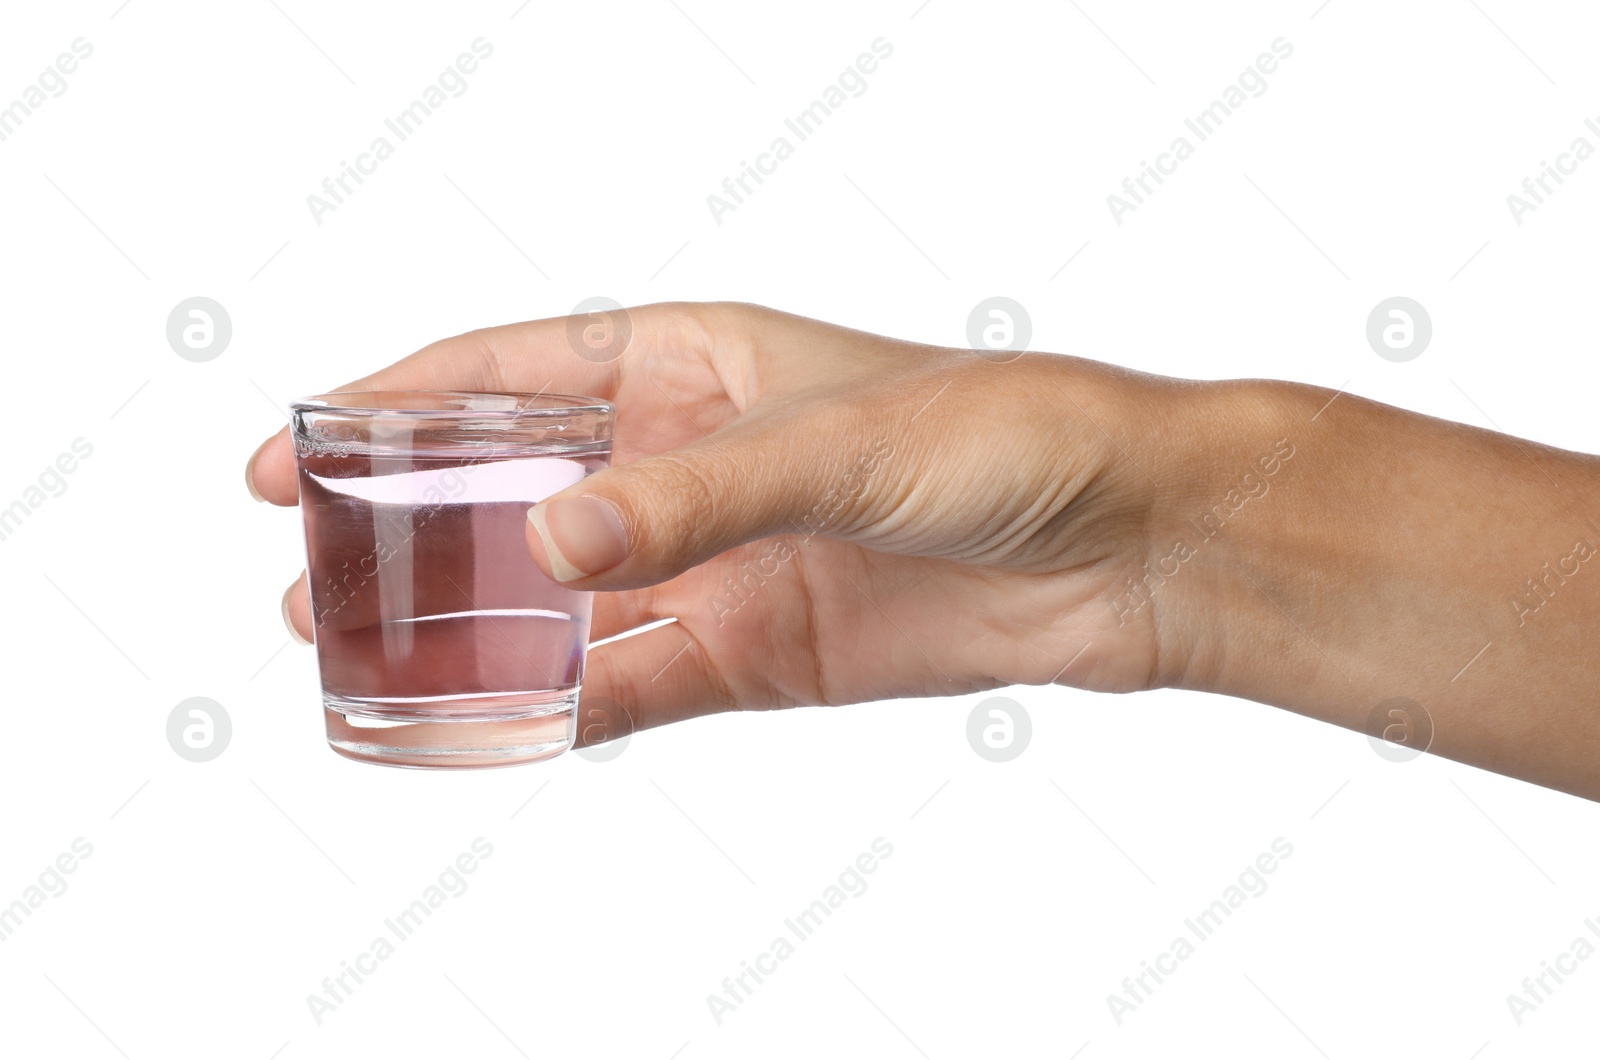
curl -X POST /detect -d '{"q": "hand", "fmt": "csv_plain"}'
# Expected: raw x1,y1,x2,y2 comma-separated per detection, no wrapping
250,301,1600,799
247,302,1200,741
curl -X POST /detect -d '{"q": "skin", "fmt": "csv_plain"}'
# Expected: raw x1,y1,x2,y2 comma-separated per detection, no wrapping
247,302,1600,800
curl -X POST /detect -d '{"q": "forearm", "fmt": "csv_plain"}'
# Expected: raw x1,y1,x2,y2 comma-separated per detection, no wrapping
1141,378,1600,799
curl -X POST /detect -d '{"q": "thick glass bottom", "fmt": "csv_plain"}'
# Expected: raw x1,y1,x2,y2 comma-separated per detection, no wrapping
322,690,578,769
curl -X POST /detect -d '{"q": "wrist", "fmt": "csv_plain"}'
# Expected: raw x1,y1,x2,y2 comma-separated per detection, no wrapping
998,359,1300,695
1111,376,1318,694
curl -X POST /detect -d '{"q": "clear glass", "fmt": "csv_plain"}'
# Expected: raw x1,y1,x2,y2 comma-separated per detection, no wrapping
289,390,614,769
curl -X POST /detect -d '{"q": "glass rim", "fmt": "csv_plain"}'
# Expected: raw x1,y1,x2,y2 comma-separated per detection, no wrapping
288,389,613,419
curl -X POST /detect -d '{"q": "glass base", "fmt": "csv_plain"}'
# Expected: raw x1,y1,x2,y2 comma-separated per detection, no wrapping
323,691,578,769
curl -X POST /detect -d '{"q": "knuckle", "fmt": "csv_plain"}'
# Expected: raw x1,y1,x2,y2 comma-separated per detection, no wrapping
628,450,727,558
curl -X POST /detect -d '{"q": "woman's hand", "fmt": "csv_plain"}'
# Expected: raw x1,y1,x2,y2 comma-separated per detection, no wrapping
249,300,1600,799
247,303,1209,739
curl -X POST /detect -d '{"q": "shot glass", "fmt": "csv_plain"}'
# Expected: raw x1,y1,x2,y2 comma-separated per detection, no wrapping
289,390,614,768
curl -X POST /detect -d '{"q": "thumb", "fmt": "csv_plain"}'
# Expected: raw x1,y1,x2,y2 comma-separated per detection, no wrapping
524,419,889,590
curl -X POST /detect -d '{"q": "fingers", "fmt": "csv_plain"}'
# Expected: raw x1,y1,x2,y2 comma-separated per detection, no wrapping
247,330,528,507
579,621,736,743
282,571,312,644
591,586,664,643
249,427,298,506
245,303,712,506
525,408,883,591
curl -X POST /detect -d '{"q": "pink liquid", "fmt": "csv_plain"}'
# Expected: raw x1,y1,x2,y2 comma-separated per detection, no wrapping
298,447,608,723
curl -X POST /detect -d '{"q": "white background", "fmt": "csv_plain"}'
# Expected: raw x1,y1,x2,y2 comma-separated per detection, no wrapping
2,1,1598,1056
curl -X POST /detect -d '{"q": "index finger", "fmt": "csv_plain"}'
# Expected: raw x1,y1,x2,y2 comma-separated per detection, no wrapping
244,306,672,506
